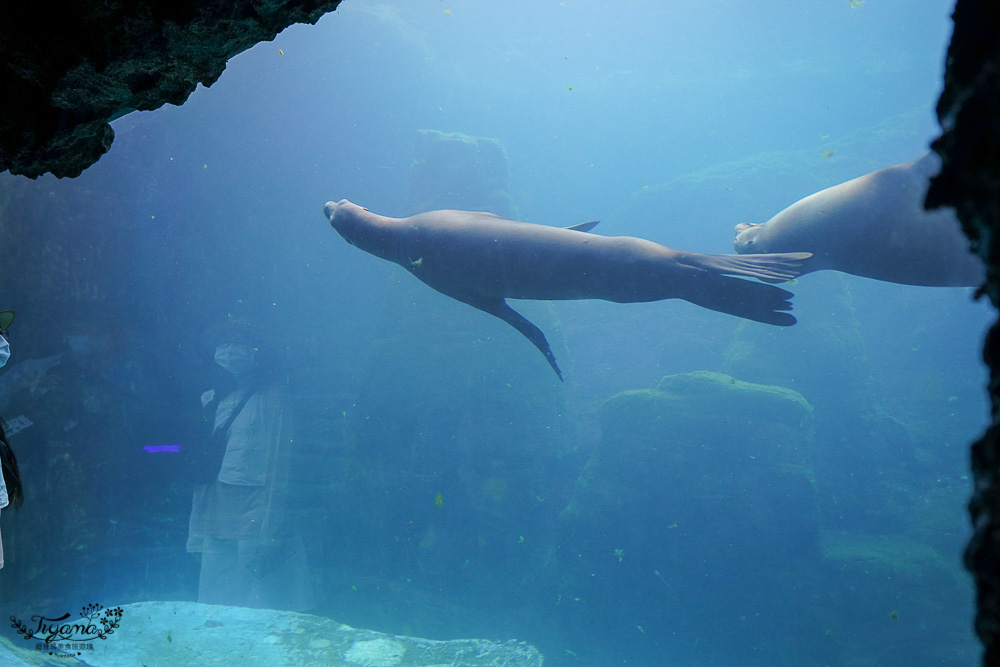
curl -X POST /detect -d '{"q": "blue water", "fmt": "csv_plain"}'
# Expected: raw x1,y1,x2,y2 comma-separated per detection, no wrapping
0,0,990,665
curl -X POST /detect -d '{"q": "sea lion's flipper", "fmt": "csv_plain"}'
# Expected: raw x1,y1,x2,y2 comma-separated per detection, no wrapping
565,220,600,233
682,275,799,327
690,251,813,284
471,298,563,381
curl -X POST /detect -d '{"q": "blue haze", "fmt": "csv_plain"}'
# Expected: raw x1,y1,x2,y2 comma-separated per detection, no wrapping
0,0,990,665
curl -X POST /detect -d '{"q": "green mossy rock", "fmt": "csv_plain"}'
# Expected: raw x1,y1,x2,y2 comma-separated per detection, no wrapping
821,530,959,584
563,371,818,560
599,370,814,477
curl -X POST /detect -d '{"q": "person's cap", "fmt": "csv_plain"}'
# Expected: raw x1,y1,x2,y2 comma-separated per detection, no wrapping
0,311,16,331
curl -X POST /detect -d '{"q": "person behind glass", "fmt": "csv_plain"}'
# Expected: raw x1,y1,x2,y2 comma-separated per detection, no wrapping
186,321,313,611
0,310,23,569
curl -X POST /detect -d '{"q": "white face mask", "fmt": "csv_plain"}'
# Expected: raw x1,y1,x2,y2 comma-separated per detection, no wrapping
214,343,255,375
0,337,9,368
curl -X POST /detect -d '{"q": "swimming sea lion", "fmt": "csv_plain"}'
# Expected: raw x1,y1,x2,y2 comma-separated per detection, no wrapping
325,199,810,379
733,153,984,287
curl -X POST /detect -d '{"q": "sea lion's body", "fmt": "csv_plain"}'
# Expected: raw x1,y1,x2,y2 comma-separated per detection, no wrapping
325,199,810,378
734,153,984,287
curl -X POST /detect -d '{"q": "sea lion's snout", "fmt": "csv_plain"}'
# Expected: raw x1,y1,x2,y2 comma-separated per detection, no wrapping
325,199,364,226
733,222,761,254
324,199,364,247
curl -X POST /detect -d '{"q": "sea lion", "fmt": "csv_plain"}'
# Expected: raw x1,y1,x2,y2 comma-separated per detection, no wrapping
733,153,984,287
325,200,811,379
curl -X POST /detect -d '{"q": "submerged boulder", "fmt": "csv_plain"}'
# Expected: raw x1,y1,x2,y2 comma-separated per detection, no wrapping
1,601,543,666
555,371,820,662
564,370,818,551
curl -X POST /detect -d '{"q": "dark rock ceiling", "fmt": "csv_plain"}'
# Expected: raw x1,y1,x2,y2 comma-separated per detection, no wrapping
0,0,342,179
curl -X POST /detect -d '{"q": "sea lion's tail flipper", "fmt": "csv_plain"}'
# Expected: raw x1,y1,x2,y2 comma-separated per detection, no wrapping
694,251,813,284
472,298,564,381
684,275,799,327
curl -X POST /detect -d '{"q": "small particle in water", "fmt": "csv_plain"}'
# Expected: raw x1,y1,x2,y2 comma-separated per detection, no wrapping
204,619,223,628
889,610,899,620
411,257,423,268
822,149,835,159
434,492,443,507
443,8,451,15
278,49,284,55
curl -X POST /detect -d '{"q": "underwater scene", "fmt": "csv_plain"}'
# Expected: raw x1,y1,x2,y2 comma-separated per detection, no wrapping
0,0,990,665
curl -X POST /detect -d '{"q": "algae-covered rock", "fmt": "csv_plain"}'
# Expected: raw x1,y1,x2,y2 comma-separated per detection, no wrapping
817,529,971,663
721,273,921,532
821,530,960,585
563,370,818,566
566,371,816,531
0,1,344,178
555,371,821,664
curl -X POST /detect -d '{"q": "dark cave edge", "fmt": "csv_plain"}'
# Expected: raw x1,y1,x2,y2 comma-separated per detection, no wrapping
0,0,343,179
926,1,1000,664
